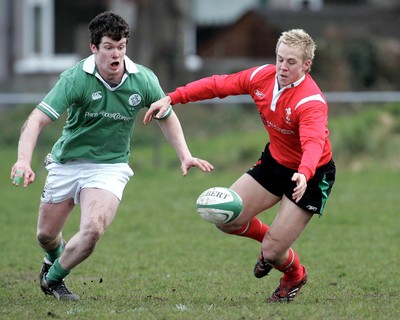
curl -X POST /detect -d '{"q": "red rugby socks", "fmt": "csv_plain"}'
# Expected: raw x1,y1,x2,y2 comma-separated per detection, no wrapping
230,218,304,282
229,217,269,243
276,248,303,282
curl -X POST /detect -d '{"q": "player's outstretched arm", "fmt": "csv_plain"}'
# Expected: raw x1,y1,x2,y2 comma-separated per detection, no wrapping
156,111,214,176
11,109,52,187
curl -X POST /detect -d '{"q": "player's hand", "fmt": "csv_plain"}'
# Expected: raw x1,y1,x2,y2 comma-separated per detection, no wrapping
10,161,35,187
291,172,307,202
180,157,214,176
143,96,172,125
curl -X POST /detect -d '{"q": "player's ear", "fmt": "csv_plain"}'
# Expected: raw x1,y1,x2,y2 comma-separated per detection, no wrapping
303,59,311,73
90,43,97,54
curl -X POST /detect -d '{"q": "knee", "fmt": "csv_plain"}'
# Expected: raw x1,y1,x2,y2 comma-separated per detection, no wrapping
216,212,251,233
37,229,55,246
262,252,281,266
81,226,103,248
215,219,244,234
261,235,285,266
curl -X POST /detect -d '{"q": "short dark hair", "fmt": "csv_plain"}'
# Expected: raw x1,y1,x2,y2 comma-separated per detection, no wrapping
88,11,130,48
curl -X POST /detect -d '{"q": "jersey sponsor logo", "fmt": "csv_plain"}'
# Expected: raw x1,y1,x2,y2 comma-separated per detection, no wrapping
92,91,103,100
265,120,295,135
129,94,142,107
85,110,135,121
254,89,265,99
259,113,295,135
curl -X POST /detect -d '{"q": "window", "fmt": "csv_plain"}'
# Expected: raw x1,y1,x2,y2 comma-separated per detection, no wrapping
14,0,79,74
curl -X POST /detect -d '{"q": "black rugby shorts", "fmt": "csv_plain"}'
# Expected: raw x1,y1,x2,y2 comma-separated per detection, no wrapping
246,144,336,215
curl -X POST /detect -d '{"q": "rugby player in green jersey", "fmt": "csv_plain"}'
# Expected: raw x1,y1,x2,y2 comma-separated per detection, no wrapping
10,11,213,301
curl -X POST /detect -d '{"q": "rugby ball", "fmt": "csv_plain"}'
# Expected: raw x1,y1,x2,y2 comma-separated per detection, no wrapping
196,187,243,224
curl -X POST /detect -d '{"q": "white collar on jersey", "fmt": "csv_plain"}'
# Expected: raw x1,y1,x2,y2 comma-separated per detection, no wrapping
82,55,139,91
82,55,139,74
270,74,306,111
276,74,306,91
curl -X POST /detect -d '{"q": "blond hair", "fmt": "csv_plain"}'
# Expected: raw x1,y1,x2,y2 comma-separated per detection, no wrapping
276,29,316,70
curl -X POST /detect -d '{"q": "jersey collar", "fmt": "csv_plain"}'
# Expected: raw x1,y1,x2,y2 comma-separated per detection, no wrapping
82,55,139,75
82,55,139,91
270,74,306,112
276,74,306,91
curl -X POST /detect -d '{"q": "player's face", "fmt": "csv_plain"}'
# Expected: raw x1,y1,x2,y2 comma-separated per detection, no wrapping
275,43,311,88
91,36,127,83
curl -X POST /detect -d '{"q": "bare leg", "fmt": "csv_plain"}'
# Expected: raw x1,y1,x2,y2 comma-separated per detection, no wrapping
37,198,75,252
262,196,313,266
58,188,120,270
217,173,280,233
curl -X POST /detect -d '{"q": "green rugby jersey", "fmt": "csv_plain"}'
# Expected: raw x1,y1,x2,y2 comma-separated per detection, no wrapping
37,55,165,164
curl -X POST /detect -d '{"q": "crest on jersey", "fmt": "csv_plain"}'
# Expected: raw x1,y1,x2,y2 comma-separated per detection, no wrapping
285,107,292,123
129,94,142,107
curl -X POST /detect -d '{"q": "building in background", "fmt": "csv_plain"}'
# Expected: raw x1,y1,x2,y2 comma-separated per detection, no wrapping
194,1,400,91
0,0,399,101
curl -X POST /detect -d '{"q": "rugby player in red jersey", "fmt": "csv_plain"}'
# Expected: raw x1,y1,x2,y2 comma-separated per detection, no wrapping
144,29,336,303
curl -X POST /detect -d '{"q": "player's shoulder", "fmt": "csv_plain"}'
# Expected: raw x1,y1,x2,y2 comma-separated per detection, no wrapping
134,63,153,73
128,63,159,83
300,74,324,96
294,75,327,109
59,58,89,83
64,58,86,74
248,64,276,82
131,62,156,77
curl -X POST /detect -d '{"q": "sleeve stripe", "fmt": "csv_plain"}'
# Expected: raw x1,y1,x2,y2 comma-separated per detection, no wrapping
250,64,270,82
38,101,60,119
295,94,325,110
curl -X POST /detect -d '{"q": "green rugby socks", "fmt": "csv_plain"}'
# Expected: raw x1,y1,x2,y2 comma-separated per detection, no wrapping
46,258,70,282
45,242,64,263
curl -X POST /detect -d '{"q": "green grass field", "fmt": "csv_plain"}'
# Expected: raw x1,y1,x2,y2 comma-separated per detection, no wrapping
1,106,399,319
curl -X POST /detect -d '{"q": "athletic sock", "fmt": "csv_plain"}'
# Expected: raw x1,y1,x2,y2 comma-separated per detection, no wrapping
229,217,269,242
275,248,303,282
45,258,70,282
45,242,64,263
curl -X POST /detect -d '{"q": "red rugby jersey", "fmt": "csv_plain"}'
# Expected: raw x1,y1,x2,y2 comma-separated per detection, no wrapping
168,64,332,181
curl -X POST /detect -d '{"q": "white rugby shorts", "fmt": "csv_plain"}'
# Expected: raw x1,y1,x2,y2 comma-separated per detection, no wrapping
41,155,134,204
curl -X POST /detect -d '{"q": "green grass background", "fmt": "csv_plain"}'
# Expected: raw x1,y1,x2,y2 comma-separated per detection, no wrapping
0,104,399,319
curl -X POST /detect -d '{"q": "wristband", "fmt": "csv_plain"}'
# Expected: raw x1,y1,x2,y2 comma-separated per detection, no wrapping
153,106,172,120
